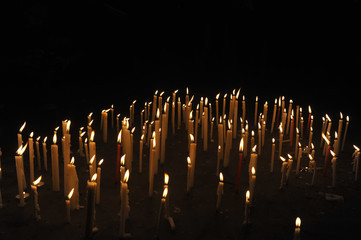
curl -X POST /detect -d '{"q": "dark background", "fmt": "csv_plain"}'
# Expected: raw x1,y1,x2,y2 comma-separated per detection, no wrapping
1,0,360,147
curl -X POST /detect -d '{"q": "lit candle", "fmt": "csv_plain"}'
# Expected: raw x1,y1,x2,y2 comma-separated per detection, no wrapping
15,144,28,206
67,157,79,210
330,150,337,187
216,93,220,125
216,172,224,210
177,97,181,130
271,98,277,133
189,134,197,188
89,131,96,169
290,114,294,147
216,145,221,176
294,128,299,157
42,137,48,171
280,156,287,189
203,98,209,151
161,106,167,163
263,100,268,128
224,120,232,167
286,100,293,135
85,173,97,238
258,122,262,155
139,134,144,173
84,138,89,164
115,130,122,182
270,138,275,173
187,157,192,192
51,131,60,191
119,170,130,237
249,145,258,177
233,89,240,139
18,121,26,148
89,156,95,179
296,142,302,175
96,159,103,204
156,188,168,236
149,135,156,197
35,136,41,171
28,132,35,183
276,96,281,128
222,94,227,123
244,190,250,224
78,128,85,157
279,124,284,157
31,175,42,221
249,167,256,204
101,109,108,143
66,188,74,223
242,95,246,124
309,154,317,186
337,112,343,153
352,145,360,181
120,154,126,183
286,154,293,183
322,133,331,176
217,117,224,158
307,106,312,135
254,96,258,128
341,116,349,151
210,117,215,142
308,127,313,152
236,138,244,192
152,90,158,122
294,217,301,240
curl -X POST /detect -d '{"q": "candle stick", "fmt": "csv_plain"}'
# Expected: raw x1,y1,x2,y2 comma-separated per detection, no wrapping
222,94,227,123
177,97,181,129
67,157,79,210
352,145,360,181
119,170,130,238
189,134,197,188
280,156,287,189
308,127,313,152
85,173,97,238
286,154,293,183
296,142,302,175
242,95,246,125
42,137,48,171
184,156,191,193
224,121,232,167
249,145,258,180
35,136,41,171
279,124,284,157
161,107,167,163
116,130,122,182
31,175,42,221
156,188,168,237
294,217,301,240
275,96,281,128
290,114,294,147
216,172,224,211
139,134,144,173
294,128,299,157
271,98,277,133
216,145,222,176
286,100,293,135
216,93,220,125
236,138,244,192
78,128,85,157
307,105,312,135
15,144,28,206
330,150,337,187
233,89,240,139
51,130,60,191
258,122,262,155
29,132,35,183
322,133,331,176
270,138,276,173
217,117,224,158
244,190,250,224
96,159,103,204
254,96,258,128
18,121,26,148
309,154,317,186
203,98,209,151
341,116,349,151
249,167,256,205
89,130,96,170
149,135,156,197
66,188,74,223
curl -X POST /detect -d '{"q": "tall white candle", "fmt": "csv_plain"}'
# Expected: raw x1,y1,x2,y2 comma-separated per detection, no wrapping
42,137,48,171
216,172,224,210
85,174,97,238
15,144,28,207
28,132,35,183
32,176,42,221
51,132,60,191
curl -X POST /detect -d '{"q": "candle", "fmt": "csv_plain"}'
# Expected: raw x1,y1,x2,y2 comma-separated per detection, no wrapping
244,190,250,224
296,143,302,175
149,135,156,197
236,138,244,192
279,124,284,157
85,173,97,238
222,94,227,123
217,117,224,158
42,137,48,171
286,154,293,183
28,132,35,183
270,138,276,173
233,89,240,139
189,134,197,188
341,116,349,151
51,131,60,191
294,128,299,157
139,134,144,173
223,120,232,167
336,112,343,153
216,145,222,176
35,136,41,171
286,100,293,135
309,154,317,186
18,121,26,148
31,175,42,221
177,97,181,129
216,172,224,210
294,217,301,240
307,105,312,135
322,133,331,176
263,100,268,128
280,156,287,189
258,122,262,155
66,188,74,223
275,96,281,128
161,107,167,163
254,96,258,127
115,130,122,182
210,117,215,142
308,127,313,152
249,145,258,178
203,98,209,151
271,98,277,133
84,138,89,164
119,170,130,237
186,157,192,192
154,109,161,173
78,128,85,157
352,145,360,181
249,167,256,204
67,157,79,210
15,144,28,207
89,155,95,179
156,188,168,236
330,150,337,187
242,95,246,124
290,114,294,147
96,159,103,204
120,154,126,183
216,93,220,125
89,131,96,168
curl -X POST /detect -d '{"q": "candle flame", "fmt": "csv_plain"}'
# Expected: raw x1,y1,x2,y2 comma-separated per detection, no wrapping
295,217,301,228
33,175,42,186
43,136,47,143
246,190,250,201
308,154,313,161
53,132,57,144
326,114,331,122
236,88,241,99
70,157,75,165
90,131,95,142
287,154,293,159
121,154,126,166
152,137,156,149
187,156,191,165
272,138,275,143
162,187,168,198
117,130,122,143
205,97,208,106
88,119,93,127
90,155,95,164
164,173,169,185
91,173,97,182
156,108,160,119
30,132,34,138
340,112,343,119
251,167,256,175
330,150,336,157
216,93,220,100
68,188,74,199
346,116,349,122
252,145,257,153
219,172,224,182
322,133,330,145
124,169,129,183
131,127,135,134
36,136,41,141
353,145,360,152
66,120,71,132
280,156,286,162
98,159,104,166
334,131,338,139
239,138,244,152
189,134,194,143
19,121,26,133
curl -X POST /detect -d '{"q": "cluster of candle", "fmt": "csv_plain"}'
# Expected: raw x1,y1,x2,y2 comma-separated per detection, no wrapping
7,86,359,239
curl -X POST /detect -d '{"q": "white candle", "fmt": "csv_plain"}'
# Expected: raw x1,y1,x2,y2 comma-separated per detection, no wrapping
294,217,301,240
280,156,287,189
17,121,26,148
341,116,349,151
271,98,277,133
216,172,224,210
189,134,197,188
216,93,220,125
66,188,74,223
28,132,35,183
149,136,156,197
15,144,28,207
249,167,256,204
242,95,246,125
244,190,250,224
309,154,317,186
249,145,258,176
139,134,144,173
296,142,302,175
119,170,130,237
35,136,41,171
96,159,103,204
203,98,209,151
187,157,192,192
67,157,79,210
270,138,275,173
85,174,97,238
42,137,48,171
352,145,360,181
32,176,42,221
217,117,224,158
330,150,337,187
286,154,293,183
51,132,60,191
254,96,258,128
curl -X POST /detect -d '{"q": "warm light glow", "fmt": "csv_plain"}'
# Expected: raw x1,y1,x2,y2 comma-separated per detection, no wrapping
236,88,241,99
30,132,34,138
131,127,135,134
117,130,122,143
43,136,47,143
152,137,156,149
189,134,194,143
255,96,258,102
33,175,42,186
121,154,126,166
91,173,97,182
187,156,191,165
205,97,208,106
322,133,330,145
279,124,283,133
280,156,286,162
272,138,275,144
70,157,75,165
326,114,331,122
246,190,250,201
98,159,104,166
186,87,189,95
296,128,299,134
156,108,160,119
251,167,256,175
295,217,301,228
216,93,220,100
124,170,129,183
239,138,244,152
334,131,338,139
346,116,349,122
189,110,193,120
90,155,95,164
19,121,26,133
164,173,169,185
353,145,360,152
251,130,255,137
66,120,71,132
252,145,257,153
330,150,336,157
308,105,312,114
36,136,41,141
287,154,293,160
162,187,168,198
68,188,74,199
53,133,57,144
90,131,95,142
340,112,343,119
219,172,224,182
308,154,313,161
